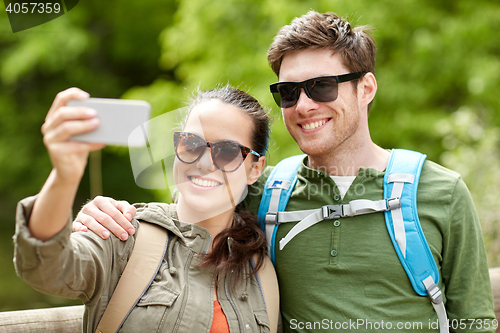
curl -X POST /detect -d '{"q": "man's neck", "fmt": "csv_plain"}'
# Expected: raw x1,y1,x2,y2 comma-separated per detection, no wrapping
307,141,390,176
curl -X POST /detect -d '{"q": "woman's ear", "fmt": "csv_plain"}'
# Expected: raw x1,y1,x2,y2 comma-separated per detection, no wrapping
247,156,266,185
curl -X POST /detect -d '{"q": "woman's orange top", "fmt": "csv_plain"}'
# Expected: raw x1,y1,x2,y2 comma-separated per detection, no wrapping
210,300,230,333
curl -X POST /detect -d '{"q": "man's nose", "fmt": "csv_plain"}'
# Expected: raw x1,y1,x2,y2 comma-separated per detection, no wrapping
294,88,320,113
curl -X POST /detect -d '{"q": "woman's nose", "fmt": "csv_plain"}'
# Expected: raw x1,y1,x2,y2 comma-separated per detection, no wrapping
195,147,216,172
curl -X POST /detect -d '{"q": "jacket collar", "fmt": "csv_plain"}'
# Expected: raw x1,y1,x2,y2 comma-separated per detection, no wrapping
134,203,212,254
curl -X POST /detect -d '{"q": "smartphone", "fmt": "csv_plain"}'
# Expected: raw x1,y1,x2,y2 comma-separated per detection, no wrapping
67,98,151,147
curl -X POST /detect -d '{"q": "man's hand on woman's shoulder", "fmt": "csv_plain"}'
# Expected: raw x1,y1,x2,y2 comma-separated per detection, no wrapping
73,196,136,241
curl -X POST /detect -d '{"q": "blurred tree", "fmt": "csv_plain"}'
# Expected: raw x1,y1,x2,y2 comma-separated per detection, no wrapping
437,107,500,266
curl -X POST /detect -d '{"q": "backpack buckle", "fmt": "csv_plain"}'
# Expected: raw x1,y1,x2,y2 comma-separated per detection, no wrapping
265,212,278,224
322,205,343,219
385,197,401,210
426,282,443,304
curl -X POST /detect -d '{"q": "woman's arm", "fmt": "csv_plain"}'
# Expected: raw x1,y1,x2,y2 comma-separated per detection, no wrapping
15,195,137,304
29,87,104,241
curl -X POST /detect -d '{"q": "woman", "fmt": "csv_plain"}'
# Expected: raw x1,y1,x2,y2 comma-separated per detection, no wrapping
13,86,279,332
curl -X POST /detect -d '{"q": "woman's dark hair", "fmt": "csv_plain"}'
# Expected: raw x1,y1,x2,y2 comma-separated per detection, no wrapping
185,85,270,282
186,85,270,157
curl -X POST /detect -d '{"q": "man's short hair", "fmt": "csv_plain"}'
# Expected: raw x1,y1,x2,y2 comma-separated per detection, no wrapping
267,11,376,78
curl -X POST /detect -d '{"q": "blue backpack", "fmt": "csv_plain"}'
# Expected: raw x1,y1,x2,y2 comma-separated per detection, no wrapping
257,149,448,333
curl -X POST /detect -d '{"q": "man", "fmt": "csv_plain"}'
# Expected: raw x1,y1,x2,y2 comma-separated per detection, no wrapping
75,11,495,332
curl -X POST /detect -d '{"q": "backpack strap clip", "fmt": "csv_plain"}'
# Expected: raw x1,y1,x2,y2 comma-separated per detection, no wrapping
265,212,278,224
386,197,401,210
423,276,444,304
321,205,343,220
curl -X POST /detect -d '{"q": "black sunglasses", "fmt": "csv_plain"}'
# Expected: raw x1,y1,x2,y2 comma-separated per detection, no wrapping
270,72,365,108
173,131,261,173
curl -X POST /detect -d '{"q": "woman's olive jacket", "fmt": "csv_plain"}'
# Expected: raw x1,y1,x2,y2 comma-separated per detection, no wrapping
14,197,270,332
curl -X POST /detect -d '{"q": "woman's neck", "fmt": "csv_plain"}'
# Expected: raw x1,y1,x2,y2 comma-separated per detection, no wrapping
176,199,234,240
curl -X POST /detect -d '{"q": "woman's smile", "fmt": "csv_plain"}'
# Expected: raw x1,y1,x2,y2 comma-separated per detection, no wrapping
188,175,223,189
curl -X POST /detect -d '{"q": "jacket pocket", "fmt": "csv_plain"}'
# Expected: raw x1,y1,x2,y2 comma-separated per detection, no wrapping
120,283,181,332
254,310,271,333
137,283,180,307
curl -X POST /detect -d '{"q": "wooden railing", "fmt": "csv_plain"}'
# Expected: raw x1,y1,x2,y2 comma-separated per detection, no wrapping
490,267,500,333
2,268,500,332
0,305,83,332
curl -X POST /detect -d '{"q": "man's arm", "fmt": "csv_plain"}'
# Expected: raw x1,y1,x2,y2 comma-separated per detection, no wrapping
73,196,137,240
74,166,274,240
442,177,496,332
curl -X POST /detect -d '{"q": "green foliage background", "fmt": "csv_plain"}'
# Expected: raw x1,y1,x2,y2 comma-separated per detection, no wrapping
0,0,499,311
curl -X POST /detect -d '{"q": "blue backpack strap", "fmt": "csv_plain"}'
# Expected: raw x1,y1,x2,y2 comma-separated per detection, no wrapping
383,149,438,295
384,149,448,333
258,154,305,265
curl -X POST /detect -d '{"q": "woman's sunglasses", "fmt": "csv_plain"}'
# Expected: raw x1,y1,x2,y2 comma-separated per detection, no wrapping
270,72,365,108
173,131,261,173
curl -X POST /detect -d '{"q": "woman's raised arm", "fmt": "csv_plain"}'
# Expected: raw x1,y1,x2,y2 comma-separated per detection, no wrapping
29,87,104,241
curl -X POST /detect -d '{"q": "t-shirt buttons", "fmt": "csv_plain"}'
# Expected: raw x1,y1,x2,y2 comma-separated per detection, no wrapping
333,220,341,227
330,249,338,257
333,194,341,201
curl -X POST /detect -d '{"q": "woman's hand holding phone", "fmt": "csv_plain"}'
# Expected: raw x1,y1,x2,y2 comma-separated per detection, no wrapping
42,87,105,185
29,88,105,241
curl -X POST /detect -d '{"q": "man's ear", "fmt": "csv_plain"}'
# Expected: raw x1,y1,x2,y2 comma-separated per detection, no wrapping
247,156,266,185
358,72,377,110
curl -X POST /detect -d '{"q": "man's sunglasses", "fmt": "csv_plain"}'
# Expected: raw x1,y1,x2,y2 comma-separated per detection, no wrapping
270,72,365,108
173,131,261,173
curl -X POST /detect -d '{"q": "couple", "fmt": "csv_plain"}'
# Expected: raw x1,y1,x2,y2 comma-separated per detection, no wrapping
15,10,495,333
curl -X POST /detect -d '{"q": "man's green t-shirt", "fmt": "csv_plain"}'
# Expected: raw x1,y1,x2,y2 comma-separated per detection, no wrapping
243,156,495,332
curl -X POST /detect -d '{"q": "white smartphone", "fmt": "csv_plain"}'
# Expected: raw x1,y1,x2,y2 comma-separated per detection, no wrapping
67,98,151,147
